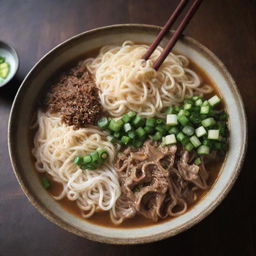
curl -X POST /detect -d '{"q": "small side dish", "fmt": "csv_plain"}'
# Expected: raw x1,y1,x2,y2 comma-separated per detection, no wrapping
0,56,10,80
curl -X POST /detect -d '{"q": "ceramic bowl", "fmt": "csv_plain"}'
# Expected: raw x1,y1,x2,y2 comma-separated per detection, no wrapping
0,41,19,87
8,24,247,244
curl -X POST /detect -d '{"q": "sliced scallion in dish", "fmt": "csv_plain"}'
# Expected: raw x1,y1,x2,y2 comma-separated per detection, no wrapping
0,57,10,79
42,176,51,189
96,94,228,155
74,148,109,170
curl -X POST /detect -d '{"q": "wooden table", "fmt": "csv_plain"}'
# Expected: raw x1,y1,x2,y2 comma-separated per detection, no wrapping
0,0,255,255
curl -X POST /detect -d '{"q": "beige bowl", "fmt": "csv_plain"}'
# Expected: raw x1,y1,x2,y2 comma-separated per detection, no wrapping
8,24,247,244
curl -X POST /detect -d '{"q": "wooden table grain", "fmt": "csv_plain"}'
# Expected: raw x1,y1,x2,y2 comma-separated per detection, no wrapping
0,0,255,255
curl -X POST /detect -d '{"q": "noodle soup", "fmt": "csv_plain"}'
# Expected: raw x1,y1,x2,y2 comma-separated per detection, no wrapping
32,41,228,227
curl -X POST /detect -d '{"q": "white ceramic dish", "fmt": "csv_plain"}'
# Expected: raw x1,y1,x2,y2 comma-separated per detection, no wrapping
8,24,247,244
0,41,19,87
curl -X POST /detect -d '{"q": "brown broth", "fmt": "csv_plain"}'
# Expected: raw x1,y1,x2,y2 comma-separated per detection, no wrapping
32,51,226,229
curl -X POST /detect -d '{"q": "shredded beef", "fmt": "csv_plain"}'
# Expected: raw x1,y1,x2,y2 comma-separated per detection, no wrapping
45,62,103,129
114,141,210,223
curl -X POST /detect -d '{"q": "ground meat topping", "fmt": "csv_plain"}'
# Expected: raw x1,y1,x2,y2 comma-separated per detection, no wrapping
45,62,103,129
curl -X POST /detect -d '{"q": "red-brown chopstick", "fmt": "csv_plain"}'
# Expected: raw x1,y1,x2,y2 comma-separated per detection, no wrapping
143,0,203,70
143,0,189,61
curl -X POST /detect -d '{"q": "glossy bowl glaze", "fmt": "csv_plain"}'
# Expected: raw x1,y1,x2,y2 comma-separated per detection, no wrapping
8,24,247,244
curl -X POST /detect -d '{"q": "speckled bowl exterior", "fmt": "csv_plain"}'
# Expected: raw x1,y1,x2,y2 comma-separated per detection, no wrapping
8,24,247,244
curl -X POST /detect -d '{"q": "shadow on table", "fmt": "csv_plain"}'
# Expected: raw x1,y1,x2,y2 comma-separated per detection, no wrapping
0,75,22,104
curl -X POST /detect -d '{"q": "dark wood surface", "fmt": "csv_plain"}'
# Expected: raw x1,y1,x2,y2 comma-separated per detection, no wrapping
0,0,256,255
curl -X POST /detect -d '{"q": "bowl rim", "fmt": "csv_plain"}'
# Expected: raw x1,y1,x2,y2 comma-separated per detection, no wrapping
0,40,19,87
8,23,247,244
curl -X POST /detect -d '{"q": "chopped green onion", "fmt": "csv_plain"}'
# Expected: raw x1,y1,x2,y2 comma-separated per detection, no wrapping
146,117,156,127
190,135,201,148
178,109,186,116
174,106,181,113
151,131,163,141
97,148,108,159
146,118,156,127
166,106,174,114
136,127,146,137
74,148,108,171
42,176,50,189
190,113,201,125
208,95,221,106
144,126,154,134
155,125,165,134
195,99,203,106
109,119,123,132
200,115,208,122
200,105,210,114
121,113,131,123
184,99,193,104
128,130,136,139
201,117,216,128
195,126,207,137
127,111,136,118
168,127,179,135
164,134,176,145
121,135,131,145
178,115,189,126
73,156,83,165
184,103,192,110
197,145,210,155
192,96,200,101
133,115,144,127
95,96,228,154
124,123,132,132
219,123,227,136
208,129,220,140
90,151,99,163
182,126,194,136
83,155,92,164
202,100,210,106
166,114,178,126
185,142,194,152
181,137,190,146
163,124,170,131
177,132,186,142
0,62,9,79
203,139,214,148
114,132,121,138
185,110,190,116
97,117,109,129
194,157,202,165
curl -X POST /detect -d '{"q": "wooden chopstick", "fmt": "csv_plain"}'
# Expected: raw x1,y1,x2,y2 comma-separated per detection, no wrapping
143,0,189,61
144,0,203,70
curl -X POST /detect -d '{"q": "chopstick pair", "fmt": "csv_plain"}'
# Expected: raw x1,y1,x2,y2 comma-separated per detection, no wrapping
143,0,203,70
